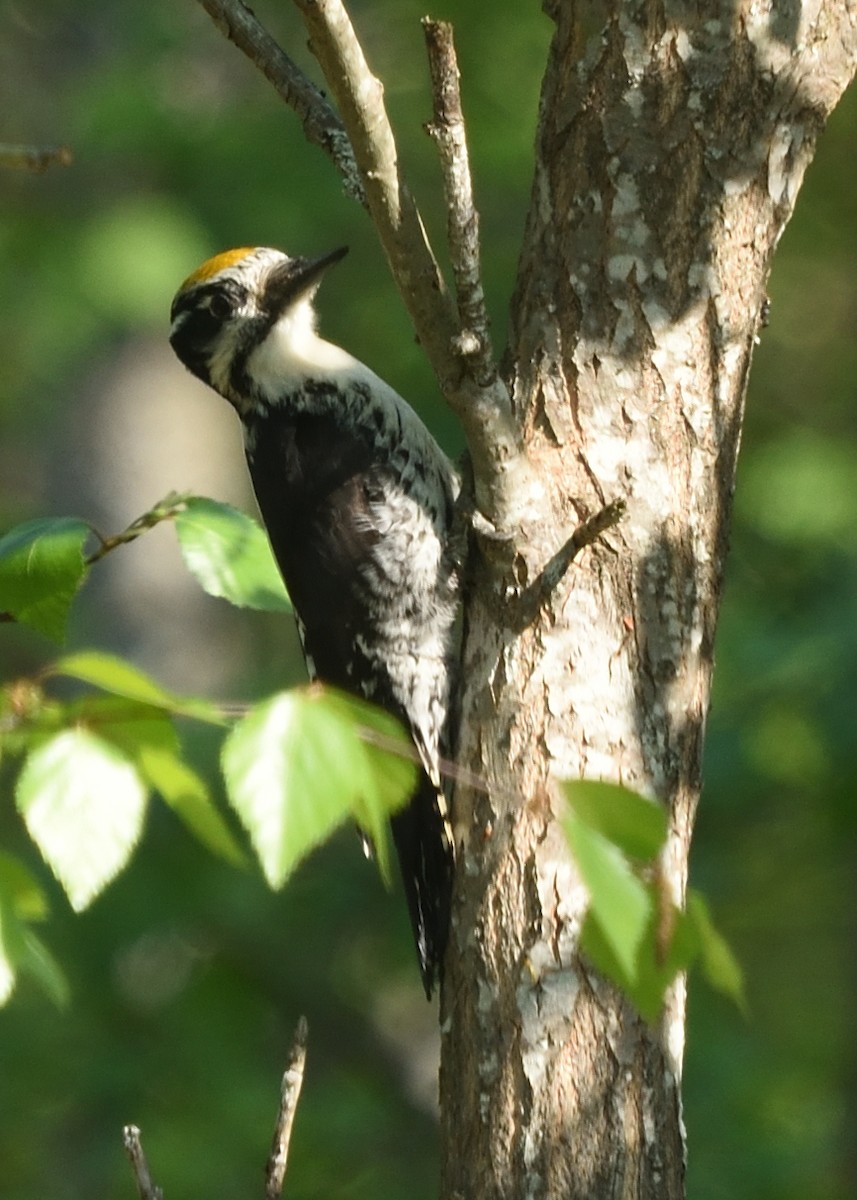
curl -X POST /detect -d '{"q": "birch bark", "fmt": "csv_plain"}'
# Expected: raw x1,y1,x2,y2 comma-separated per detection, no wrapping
440,3,857,1197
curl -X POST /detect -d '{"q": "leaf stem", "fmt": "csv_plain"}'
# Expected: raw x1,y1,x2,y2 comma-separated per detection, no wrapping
84,492,191,565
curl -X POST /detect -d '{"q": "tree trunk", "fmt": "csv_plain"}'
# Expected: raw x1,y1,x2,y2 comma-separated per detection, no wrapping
440,2,856,1197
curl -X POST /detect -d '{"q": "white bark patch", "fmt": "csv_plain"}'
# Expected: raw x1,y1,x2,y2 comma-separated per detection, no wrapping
745,0,813,74
663,974,687,1077
618,10,651,80
604,167,653,290
649,300,709,410
672,28,693,62
767,122,808,209
541,586,638,779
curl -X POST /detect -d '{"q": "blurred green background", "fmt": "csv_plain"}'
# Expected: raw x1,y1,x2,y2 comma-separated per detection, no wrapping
1,3,855,1197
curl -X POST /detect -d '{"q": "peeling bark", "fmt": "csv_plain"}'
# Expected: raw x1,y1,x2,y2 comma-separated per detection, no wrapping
440,2,856,1197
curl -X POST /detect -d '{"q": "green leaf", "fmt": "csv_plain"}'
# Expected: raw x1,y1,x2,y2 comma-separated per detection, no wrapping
57,691,245,865
55,651,178,706
15,924,69,1008
222,688,415,889
15,730,148,911
686,890,747,1013
563,780,667,860
138,746,247,867
51,651,223,724
322,691,417,882
563,808,652,982
0,888,68,1008
580,885,745,1021
0,517,90,642
0,851,49,921
64,695,181,759
175,497,291,612
223,692,353,887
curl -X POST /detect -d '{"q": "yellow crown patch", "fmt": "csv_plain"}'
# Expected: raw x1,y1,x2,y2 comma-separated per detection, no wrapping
180,247,257,291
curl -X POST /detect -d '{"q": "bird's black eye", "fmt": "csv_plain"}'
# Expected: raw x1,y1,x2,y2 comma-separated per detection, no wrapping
208,290,234,321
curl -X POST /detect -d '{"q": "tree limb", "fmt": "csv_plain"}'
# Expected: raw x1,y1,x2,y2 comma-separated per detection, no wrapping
291,0,457,361
193,0,529,526
513,498,627,630
291,0,526,529
84,492,191,565
422,19,494,387
196,0,364,203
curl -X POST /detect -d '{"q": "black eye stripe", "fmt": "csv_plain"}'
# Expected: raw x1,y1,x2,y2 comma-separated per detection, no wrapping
171,280,248,324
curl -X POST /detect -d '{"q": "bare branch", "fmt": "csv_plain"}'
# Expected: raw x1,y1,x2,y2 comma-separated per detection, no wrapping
0,144,72,172
265,1017,309,1199
122,1126,164,1200
292,0,457,364
291,0,525,528
196,0,527,526
84,491,191,565
422,19,494,387
195,0,364,203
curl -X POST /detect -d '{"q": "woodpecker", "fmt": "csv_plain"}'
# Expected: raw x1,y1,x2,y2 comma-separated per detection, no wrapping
169,245,459,996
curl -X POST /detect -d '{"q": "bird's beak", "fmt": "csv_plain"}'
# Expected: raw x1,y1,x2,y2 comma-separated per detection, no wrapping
264,245,349,316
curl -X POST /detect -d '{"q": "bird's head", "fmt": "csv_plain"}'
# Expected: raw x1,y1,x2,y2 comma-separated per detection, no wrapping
169,245,348,410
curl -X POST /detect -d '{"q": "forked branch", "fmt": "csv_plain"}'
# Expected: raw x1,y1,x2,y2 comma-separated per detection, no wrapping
193,0,526,528
291,0,460,377
291,0,523,525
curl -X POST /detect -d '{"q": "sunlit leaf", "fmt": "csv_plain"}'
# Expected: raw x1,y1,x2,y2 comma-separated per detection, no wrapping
563,807,652,981
687,891,747,1013
0,887,68,1008
222,688,414,889
223,692,353,887
15,925,68,1008
65,695,181,759
51,651,223,723
580,882,744,1021
563,780,667,860
16,730,147,912
138,745,247,866
0,517,90,642
322,691,416,882
175,497,291,612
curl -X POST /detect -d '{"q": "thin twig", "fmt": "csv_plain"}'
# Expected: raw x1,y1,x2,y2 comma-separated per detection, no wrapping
0,494,190,626
85,492,191,565
0,143,72,172
265,1017,309,1199
196,0,363,202
122,1125,164,1200
292,0,457,365
422,20,494,386
290,0,522,526
514,499,627,629
193,0,524,525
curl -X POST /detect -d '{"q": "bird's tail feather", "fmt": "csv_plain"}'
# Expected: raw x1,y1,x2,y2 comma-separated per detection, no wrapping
391,769,454,999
